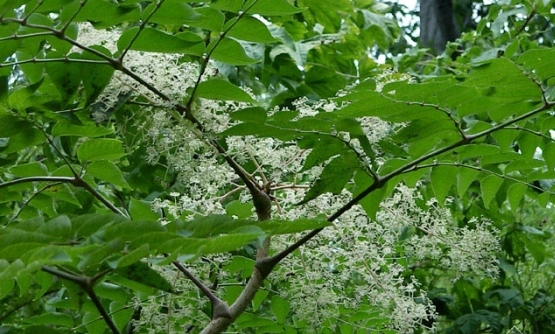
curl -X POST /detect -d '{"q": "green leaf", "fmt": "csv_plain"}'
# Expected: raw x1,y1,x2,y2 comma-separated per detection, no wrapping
43,184,81,207
52,122,113,137
354,172,385,220
248,0,303,16
148,0,200,26
430,166,458,204
191,7,225,31
80,46,115,105
507,183,527,212
224,256,254,280
302,137,346,171
252,289,269,311
25,312,73,327
74,0,140,27
226,16,277,43
34,270,54,300
83,311,107,334
129,198,160,221
211,37,259,65
196,79,254,102
298,0,350,32
542,142,555,171
95,282,129,304
519,48,555,81
491,130,519,152
517,131,542,160
44,53,81,106
113,262,173,293
36,215,72,239
110,300,135,332
78,239,124,270
9,162,48,177
16,272,33,297
0,127,43,154
118,27,204,54
271,295,289,324
299,152,358,204
225,200,254,219
0,278,15,299
521,235,546,264
480,175,504,209
109,244,150,269
0,112,32,137
87,160,130,189
457,167,480,198
258,217,331,235
77,138,126,162
230,107,268,123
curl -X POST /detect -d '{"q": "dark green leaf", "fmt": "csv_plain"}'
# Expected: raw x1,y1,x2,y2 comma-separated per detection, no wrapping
25,312,73,327
113,262,173,293
480,175,504,209
118,27,204,54
300,152,358,204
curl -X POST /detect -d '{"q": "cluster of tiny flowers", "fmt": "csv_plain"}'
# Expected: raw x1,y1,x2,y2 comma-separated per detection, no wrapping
271,183,500,333
70,22,504,334
382,185,500,279
269,188,434,333
74,22,203,118
375,67,414,93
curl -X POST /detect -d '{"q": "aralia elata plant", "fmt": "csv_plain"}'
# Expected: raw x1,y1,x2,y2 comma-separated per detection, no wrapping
1,1,555,333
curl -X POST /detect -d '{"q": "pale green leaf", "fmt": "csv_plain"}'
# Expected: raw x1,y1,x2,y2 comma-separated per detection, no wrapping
481,175,504,209
87,160,130,189
196,79,254,102
9,162,48,177
52,122,114,138
227,16,277,43
109,244,150,269
211,37,259,65
508,183,527,212
457,167,480,198
271,295,289,324
430,166,458,204
129,198,161,221
77,138,126,162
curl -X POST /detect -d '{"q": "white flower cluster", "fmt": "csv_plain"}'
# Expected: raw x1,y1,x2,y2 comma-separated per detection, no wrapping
375,67,414,93
271,184,500,333
383,185,501,279
75,22,201,120
73,23,500,334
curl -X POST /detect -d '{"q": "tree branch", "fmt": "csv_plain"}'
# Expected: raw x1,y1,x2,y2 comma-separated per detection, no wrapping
173,261,231,320
41,266,119,334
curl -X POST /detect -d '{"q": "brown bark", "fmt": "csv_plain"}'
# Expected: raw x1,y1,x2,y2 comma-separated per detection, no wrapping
419,0,460,53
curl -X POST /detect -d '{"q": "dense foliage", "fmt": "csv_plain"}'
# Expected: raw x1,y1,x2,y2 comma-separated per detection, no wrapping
1,0,555,333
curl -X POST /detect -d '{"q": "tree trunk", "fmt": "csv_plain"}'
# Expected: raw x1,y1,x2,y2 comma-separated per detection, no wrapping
419,0,460,54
